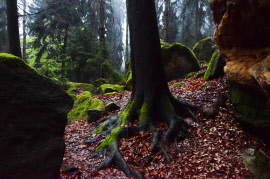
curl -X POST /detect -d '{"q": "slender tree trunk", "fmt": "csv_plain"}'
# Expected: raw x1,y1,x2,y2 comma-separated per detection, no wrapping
62,23,69,68
125,17,129,62
194,0,199,42
22,0,27,62
99,0,106,57
163,0,170,43
6,0,22,58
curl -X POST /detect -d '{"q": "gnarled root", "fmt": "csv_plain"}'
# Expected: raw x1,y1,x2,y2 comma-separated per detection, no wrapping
90,93,198,178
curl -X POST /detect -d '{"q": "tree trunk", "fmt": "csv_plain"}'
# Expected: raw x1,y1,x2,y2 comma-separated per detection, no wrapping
99,0,106,58
125,17,129,62
163,0,170,43
6,0,22,58
194,0,199,42
62,23,69,68
22,0,27,62
91,0,197,177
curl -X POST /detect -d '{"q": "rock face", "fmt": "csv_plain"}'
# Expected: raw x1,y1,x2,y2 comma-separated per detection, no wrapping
0,53,73,178
193,37,213,62
210,0,270,143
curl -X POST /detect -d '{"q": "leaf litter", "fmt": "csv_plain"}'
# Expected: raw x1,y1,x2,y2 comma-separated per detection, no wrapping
61,64,270,178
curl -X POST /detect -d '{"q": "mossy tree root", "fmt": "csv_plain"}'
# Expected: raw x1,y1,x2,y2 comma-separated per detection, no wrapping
91,94,198,178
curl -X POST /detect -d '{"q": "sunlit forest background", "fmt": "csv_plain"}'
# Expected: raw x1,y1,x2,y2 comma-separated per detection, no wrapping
0,0,214,85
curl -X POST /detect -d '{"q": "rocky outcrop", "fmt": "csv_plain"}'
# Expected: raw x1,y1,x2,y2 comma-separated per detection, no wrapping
210,0,270,143
0,53,73,178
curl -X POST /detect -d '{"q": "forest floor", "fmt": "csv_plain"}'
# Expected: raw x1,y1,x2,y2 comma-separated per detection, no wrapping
60,64,270,179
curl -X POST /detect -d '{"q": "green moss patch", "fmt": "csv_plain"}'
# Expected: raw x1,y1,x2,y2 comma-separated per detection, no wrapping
68,82,97,94
0,53,36,73
100,84,125,94
204,49,226,80
67,91,104,122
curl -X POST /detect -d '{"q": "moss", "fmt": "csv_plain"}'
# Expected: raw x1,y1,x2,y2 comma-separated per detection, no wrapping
202,82,211,86
100,84,125,94
93,78,108,88
68,94,78,101
174,82,186,86
125,72,132,91
139,103,151,126
0,53,36,73
184,72,195,78
105,102,120,113
66,86,77,95
68,82,97,94
229,85,270,142
204,49,225,80
95,126,122,153
162,43,199,67
192,37,213,62
105,92,118,96
67,91,104,123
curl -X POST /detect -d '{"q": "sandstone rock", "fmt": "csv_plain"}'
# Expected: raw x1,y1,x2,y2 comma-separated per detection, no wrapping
210,0,270,143
0,53,73,179
193,37,213,62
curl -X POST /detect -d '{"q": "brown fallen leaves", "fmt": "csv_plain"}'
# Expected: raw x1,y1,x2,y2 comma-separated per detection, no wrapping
61,65,270,178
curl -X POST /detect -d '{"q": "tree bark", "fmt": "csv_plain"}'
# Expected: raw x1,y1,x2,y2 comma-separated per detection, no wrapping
99,0,106,58
163,0,170,43
22,0,27,62
6,0,22,58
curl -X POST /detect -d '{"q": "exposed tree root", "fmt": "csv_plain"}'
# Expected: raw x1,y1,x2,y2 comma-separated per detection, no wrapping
90,94,198,178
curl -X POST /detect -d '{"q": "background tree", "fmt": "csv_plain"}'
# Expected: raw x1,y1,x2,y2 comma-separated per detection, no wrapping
0,0,8,52
91,0,197,177
6,0,22,58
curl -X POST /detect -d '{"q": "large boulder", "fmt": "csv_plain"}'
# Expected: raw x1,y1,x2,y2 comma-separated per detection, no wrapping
193,37,213,62
162,43,200,81
0,53,73,178
210,0,270,143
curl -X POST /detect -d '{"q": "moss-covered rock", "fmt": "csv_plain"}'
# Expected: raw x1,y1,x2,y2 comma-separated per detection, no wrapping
162,43,200,81
229,85,270,143
0,53,73,178
124,71,132,91
87,98,104,123
204,49,226,80
193,37,213,62
100,84,125,94
105,102,121,113
0,53,36,73
68,82,97,94
67,91,104,122
242,148,270,179
93,78,108,88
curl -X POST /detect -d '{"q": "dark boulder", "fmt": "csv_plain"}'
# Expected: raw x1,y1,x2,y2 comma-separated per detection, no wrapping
0,53,73,179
